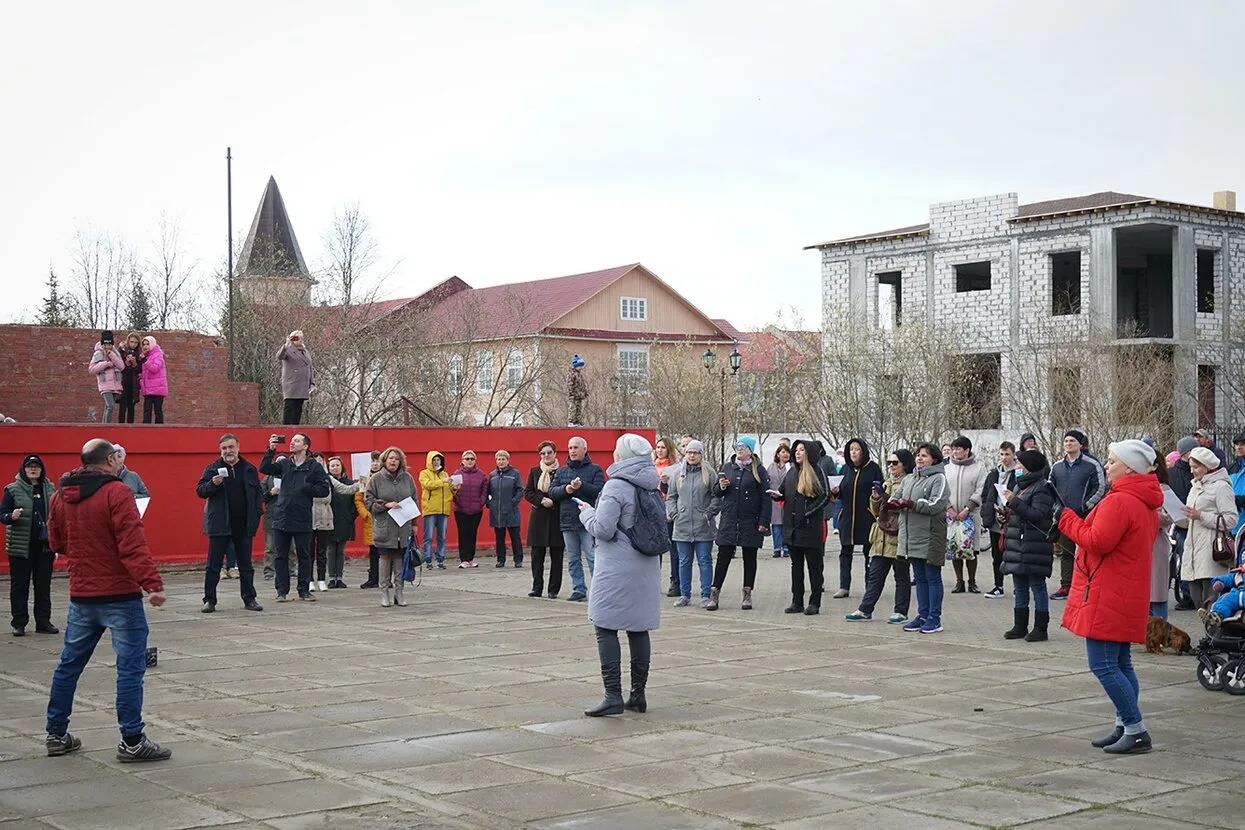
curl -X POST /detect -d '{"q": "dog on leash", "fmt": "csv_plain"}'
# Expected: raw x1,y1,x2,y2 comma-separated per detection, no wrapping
1146,616,1192,654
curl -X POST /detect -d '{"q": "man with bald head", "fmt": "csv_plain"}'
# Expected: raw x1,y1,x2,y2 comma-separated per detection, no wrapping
44,439,171,763
549,436,605,602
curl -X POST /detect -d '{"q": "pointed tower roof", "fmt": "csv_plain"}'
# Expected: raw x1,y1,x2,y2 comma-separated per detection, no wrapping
236,176,311,279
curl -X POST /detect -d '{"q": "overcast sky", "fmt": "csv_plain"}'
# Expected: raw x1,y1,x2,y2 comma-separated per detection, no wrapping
4,0,1244,332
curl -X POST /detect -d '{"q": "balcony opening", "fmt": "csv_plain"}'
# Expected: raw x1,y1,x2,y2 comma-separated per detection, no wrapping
877,271,902,329
1050,251,1081,316
1115,225,1173,338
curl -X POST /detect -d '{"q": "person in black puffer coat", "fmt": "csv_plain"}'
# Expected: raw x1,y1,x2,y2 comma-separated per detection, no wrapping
708,437,770,611
1001,450,1056,643
832,437,884,599
772,439,829,615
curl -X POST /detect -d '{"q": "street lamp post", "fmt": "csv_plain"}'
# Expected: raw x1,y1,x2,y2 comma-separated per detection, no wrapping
703,345,742,461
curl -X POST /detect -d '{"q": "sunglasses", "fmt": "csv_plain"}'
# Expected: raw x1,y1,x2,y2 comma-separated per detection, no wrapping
887,459,901,465
463,456,476,461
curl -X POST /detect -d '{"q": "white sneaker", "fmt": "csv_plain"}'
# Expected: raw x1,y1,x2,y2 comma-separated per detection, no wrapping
317,580,328,592
307,581,316,591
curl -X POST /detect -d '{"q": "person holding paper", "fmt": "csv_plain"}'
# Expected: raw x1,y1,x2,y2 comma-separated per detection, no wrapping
364,447,418,607
2,454,58,636
260,432,331,602
452,451,488,568
195,433,264,614
112,446,149,499
980,442,1020,599
419,451,453,569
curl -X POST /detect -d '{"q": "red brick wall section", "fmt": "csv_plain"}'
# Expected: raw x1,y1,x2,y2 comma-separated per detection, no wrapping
0,326,259,424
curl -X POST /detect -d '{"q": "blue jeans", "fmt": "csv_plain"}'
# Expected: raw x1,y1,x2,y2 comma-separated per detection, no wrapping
1012,573,1049,612
772,525,785,555
831,500,843,531
910,560,944,626
1085,638,1142,727
1149,601,1168,620
47,599,148,739
676,540,714,600
564,528,596,595
225,541,237,570
422,514,448,563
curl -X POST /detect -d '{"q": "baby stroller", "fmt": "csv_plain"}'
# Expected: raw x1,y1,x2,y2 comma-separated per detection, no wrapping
1193,525,1245,693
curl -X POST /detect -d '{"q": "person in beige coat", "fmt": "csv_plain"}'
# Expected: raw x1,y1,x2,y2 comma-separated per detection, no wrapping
1180,447,1238,609
944,436,990,593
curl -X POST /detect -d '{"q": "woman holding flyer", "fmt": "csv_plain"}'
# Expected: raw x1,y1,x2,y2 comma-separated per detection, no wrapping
364,447,418,608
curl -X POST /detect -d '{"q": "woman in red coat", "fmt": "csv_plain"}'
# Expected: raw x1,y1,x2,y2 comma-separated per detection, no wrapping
1058,439,1162,755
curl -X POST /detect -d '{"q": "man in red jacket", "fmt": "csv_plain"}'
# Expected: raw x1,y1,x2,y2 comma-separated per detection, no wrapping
44,438,171,763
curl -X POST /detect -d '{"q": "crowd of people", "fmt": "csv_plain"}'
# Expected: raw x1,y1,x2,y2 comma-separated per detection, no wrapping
6,424,1245,762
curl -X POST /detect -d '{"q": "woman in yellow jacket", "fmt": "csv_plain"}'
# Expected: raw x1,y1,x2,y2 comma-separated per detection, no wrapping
357,451,380,588
420,450,454,568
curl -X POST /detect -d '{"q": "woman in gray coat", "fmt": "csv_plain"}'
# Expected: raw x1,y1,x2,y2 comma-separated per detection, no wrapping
278,330,314,426
576,434,662,717
364,447,417,608
488,450,524,568
667,440,717,608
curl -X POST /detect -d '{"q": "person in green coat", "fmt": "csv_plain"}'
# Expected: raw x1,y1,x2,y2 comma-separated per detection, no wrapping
1,454,58,636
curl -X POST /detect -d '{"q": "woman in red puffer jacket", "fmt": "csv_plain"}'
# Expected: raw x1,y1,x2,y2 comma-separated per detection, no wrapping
1058,439,1161,756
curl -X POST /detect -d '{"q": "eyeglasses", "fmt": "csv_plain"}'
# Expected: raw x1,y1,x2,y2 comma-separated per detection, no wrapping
887,459,901,465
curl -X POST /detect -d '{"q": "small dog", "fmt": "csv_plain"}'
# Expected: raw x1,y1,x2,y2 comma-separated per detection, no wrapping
1146,616,1192,654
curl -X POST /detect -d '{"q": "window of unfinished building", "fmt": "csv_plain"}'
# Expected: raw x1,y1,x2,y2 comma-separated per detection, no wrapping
1050,251,1082,316
1197,249,1216,314
954,261,992,292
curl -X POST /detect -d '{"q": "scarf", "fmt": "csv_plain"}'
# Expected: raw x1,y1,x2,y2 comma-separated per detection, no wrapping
537,458,559,493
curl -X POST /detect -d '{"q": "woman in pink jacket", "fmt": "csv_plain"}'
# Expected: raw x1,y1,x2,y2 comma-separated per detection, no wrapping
138,335,169,424
88,330,125,423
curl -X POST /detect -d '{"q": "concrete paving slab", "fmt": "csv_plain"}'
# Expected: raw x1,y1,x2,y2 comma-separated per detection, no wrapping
37,797,245,830
772,803,982,830
528,801,741,829
298,739,461,773
786,765,960,803
1008,765,1186,804
663,780,862,823
135,757,312,794
196,778,387,820
890,783,1085,826
1117,785,1245,826
371,757,543,793
442,779,635,822
572,758,752,797
0,774,174,816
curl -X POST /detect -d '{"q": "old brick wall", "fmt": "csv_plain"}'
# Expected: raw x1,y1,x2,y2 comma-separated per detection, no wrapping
0,326,259,424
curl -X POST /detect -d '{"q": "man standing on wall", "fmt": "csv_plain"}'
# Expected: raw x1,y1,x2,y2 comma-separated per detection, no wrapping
1048,429,1107,600
197,433,265,614
44,439,171,762
260,433,331,602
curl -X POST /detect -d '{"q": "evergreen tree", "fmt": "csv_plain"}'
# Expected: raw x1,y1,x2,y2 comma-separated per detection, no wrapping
126,273,154,331
37,268,77,327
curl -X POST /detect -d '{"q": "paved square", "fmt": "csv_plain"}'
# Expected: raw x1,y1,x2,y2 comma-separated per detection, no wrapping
0,552,1230,828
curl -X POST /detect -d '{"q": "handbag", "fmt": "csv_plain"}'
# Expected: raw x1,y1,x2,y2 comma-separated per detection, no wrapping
1213,514,1236,564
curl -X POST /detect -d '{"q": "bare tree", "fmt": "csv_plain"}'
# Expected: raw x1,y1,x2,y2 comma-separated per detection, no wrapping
69,227,132,330
147,213,197,329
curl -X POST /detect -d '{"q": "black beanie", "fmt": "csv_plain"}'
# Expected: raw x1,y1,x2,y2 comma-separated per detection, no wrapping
100,330,114,345
1016,450,1047,474
1064,429,1087,448
950,435,972,451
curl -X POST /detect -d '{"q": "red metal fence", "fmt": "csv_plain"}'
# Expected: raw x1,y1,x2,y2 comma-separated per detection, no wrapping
0,424,647,572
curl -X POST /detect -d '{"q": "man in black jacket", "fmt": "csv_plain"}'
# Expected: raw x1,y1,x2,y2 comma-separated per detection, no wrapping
197,434,265,613
259,433,331,602
548,436,605,602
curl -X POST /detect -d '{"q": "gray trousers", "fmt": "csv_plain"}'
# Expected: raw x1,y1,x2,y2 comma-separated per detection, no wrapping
377,549,401,589
323,539,346,579
262,525,277,577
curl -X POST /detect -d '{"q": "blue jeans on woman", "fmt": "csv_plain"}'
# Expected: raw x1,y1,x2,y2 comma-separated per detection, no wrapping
46,599,149,740
1085,638,1142,727
771,525,786,557
422,514,447,564
1012,573,1048,611
1149,601,1168,619
676,540,714,600
908,560,944,627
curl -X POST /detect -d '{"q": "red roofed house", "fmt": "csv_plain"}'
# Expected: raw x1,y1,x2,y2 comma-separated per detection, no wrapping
342,263,742,427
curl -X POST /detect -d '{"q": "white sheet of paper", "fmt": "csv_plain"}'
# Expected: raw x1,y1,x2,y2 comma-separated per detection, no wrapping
388,496,421,525
271,477,281,492
1160,485,1187,522
350,452,372,480
450,474,463,486
995,483,1009,505
827,476,843,489
135,496,150,518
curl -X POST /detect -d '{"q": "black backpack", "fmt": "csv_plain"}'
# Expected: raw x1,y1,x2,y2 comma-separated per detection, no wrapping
618,483,671,557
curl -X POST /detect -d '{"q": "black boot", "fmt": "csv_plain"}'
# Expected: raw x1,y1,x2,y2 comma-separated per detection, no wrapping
1025,610,1049,642
584,662,625,717
624,661,649,713
1004,607,1029,640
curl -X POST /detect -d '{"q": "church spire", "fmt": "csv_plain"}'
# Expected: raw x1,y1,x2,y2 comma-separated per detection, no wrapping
235,176,314,306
